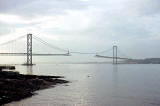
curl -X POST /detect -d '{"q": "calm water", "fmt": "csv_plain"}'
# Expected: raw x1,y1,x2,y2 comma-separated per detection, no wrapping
5,64,160,106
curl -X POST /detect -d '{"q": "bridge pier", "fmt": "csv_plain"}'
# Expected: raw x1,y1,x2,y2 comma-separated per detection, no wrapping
27,34,33,65
113,45,117,64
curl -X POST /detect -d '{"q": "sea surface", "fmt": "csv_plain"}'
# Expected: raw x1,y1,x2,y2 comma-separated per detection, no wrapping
5,64,160,106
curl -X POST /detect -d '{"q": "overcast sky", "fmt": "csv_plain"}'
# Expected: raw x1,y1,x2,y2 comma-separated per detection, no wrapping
0,0,160,59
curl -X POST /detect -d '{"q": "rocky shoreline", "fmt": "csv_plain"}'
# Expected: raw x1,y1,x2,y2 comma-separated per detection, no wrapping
0,71,69,105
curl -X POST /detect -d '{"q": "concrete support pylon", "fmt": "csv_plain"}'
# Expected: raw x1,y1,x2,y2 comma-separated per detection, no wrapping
27,33,32,65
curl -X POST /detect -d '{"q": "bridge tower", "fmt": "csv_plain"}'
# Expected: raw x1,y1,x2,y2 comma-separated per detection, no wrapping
27,34,32,65
113,45,117,64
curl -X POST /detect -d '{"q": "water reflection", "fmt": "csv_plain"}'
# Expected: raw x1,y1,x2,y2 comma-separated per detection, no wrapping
6,64,160,106
112,65,118,86
27,66,33,75
111,65,119,103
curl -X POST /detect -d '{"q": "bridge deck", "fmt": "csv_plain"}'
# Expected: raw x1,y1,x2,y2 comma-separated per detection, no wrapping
95,55,129,59
0,53,70,56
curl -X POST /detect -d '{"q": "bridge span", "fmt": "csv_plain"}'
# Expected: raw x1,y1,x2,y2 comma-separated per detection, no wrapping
0,33,130,65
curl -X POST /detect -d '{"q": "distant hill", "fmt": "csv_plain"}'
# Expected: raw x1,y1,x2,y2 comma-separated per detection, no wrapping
125,58,160,64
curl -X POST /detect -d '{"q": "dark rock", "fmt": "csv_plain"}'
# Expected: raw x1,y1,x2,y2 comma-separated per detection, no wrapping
0,71,69,105
0,66,15,70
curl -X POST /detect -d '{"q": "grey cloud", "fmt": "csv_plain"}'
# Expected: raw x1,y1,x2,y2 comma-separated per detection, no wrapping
0,0,88,18
126,0,160,16
0,0,160,58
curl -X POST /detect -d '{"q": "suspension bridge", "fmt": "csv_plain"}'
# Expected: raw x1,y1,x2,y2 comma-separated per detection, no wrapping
0,34,131,65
